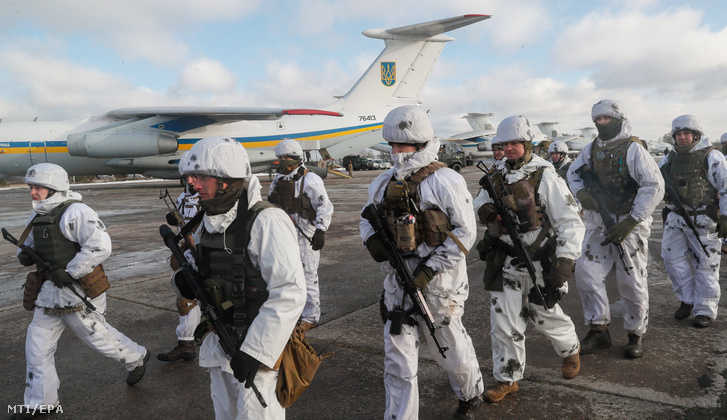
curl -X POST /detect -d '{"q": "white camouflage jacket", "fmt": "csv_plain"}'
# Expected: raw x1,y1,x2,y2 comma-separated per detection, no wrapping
19,191,111,308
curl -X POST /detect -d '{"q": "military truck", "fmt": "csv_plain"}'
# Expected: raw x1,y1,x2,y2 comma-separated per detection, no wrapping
437,144,467,172
342,155,375,170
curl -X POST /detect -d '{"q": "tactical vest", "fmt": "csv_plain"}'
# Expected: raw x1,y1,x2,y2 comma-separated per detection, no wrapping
382,162,457,252
554,160,571,180
198,200,274,331
663,146,718,209
269,166,316,224
490,167,548,234
32,200,81,269
591,136,642,214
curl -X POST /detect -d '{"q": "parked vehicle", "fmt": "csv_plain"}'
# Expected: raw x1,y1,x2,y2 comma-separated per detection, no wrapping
437,144,468,172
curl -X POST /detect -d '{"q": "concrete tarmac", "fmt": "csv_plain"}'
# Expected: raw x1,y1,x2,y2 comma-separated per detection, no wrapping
1,167,726,419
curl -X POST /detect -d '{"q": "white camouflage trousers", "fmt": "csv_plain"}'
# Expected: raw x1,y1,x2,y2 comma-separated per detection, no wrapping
662,212,721,319
489,265,579,383
383,289,483,419
575,217,651,335
297,232,321,324
23,294,147,406
176,305,201,341
209,366,283,420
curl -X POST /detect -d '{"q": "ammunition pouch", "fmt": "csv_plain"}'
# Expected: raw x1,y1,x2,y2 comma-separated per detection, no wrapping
203,276,234,324
23,270,47,311
379,290,417,328
176,297,197,316
79,264,110,299
420,209,449,247
528,285,563,310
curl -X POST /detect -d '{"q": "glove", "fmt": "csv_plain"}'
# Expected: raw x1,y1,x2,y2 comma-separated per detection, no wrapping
166,212,179,226
365,235,392,263
605,215,639,245
51,268,75,288
661,207,671,225
407,265,435,292
718,215,727,238
18,250,35,267
477,203,498,224
575,189,598,211
548,257,574,289
230,349,261,388
311,229,325,251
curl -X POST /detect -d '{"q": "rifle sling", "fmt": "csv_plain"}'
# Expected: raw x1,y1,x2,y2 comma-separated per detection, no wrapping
180,210,205,238
18,216,36,248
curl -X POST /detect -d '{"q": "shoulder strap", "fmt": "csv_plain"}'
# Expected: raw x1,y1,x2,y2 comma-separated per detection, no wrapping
408,161,446,186
591,136,642,156
18,215,37,246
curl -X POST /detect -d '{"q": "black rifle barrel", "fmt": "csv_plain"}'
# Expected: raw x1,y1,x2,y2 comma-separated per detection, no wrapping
159,224,267,408
660,167,710,257
476,162,548,309
2,228,96,312
361,203,449,358
574,165,633,274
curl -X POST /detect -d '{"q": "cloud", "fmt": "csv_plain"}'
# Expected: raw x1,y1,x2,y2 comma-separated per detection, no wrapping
552,7,727,100
0,1,260,66
176,58,237,94
0,47,166,120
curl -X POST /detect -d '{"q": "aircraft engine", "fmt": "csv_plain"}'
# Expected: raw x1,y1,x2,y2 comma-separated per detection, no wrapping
67,132,178,158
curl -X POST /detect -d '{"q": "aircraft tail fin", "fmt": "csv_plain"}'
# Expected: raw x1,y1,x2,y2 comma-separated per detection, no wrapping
336,14,490,110
536,122,562,138
462,112,496,131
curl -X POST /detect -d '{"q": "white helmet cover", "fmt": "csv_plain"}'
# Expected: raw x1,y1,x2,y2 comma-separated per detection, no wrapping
383,105,434,144
24,163,70,191
721,133,727,144
591,99,626,122
671,114,703,137
178,151,189,176
492,115,535,145
548,140,569,154
275,139,303,158
181,137,252,179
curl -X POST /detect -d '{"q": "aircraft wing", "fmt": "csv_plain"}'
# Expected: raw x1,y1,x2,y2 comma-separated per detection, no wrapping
106,107,342,123
385,14,491,37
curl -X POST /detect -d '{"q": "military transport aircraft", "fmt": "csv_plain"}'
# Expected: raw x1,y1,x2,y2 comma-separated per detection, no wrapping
441,112,496,157
0,14,490,180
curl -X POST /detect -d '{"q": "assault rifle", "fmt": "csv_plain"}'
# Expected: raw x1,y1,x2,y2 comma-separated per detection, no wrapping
361,203,449,358
2,228,96,313
660,167,710,257
574,165,633,274
160,189,197,251
159,224,267,408
476,162,551,310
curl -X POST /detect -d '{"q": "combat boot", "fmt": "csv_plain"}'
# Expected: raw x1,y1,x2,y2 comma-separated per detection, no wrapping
452,395,483,419
579,326,611,354
157,340,196,362
562,350,580,379
673,302,693,320
483,381,519,403
624,334,644,359
693,315,712,328
126,351,150,385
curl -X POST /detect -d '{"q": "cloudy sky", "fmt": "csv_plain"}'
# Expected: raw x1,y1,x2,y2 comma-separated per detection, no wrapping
1,0,726,142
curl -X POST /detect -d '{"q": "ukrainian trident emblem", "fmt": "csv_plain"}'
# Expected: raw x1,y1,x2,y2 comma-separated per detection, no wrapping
381,62,396,87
